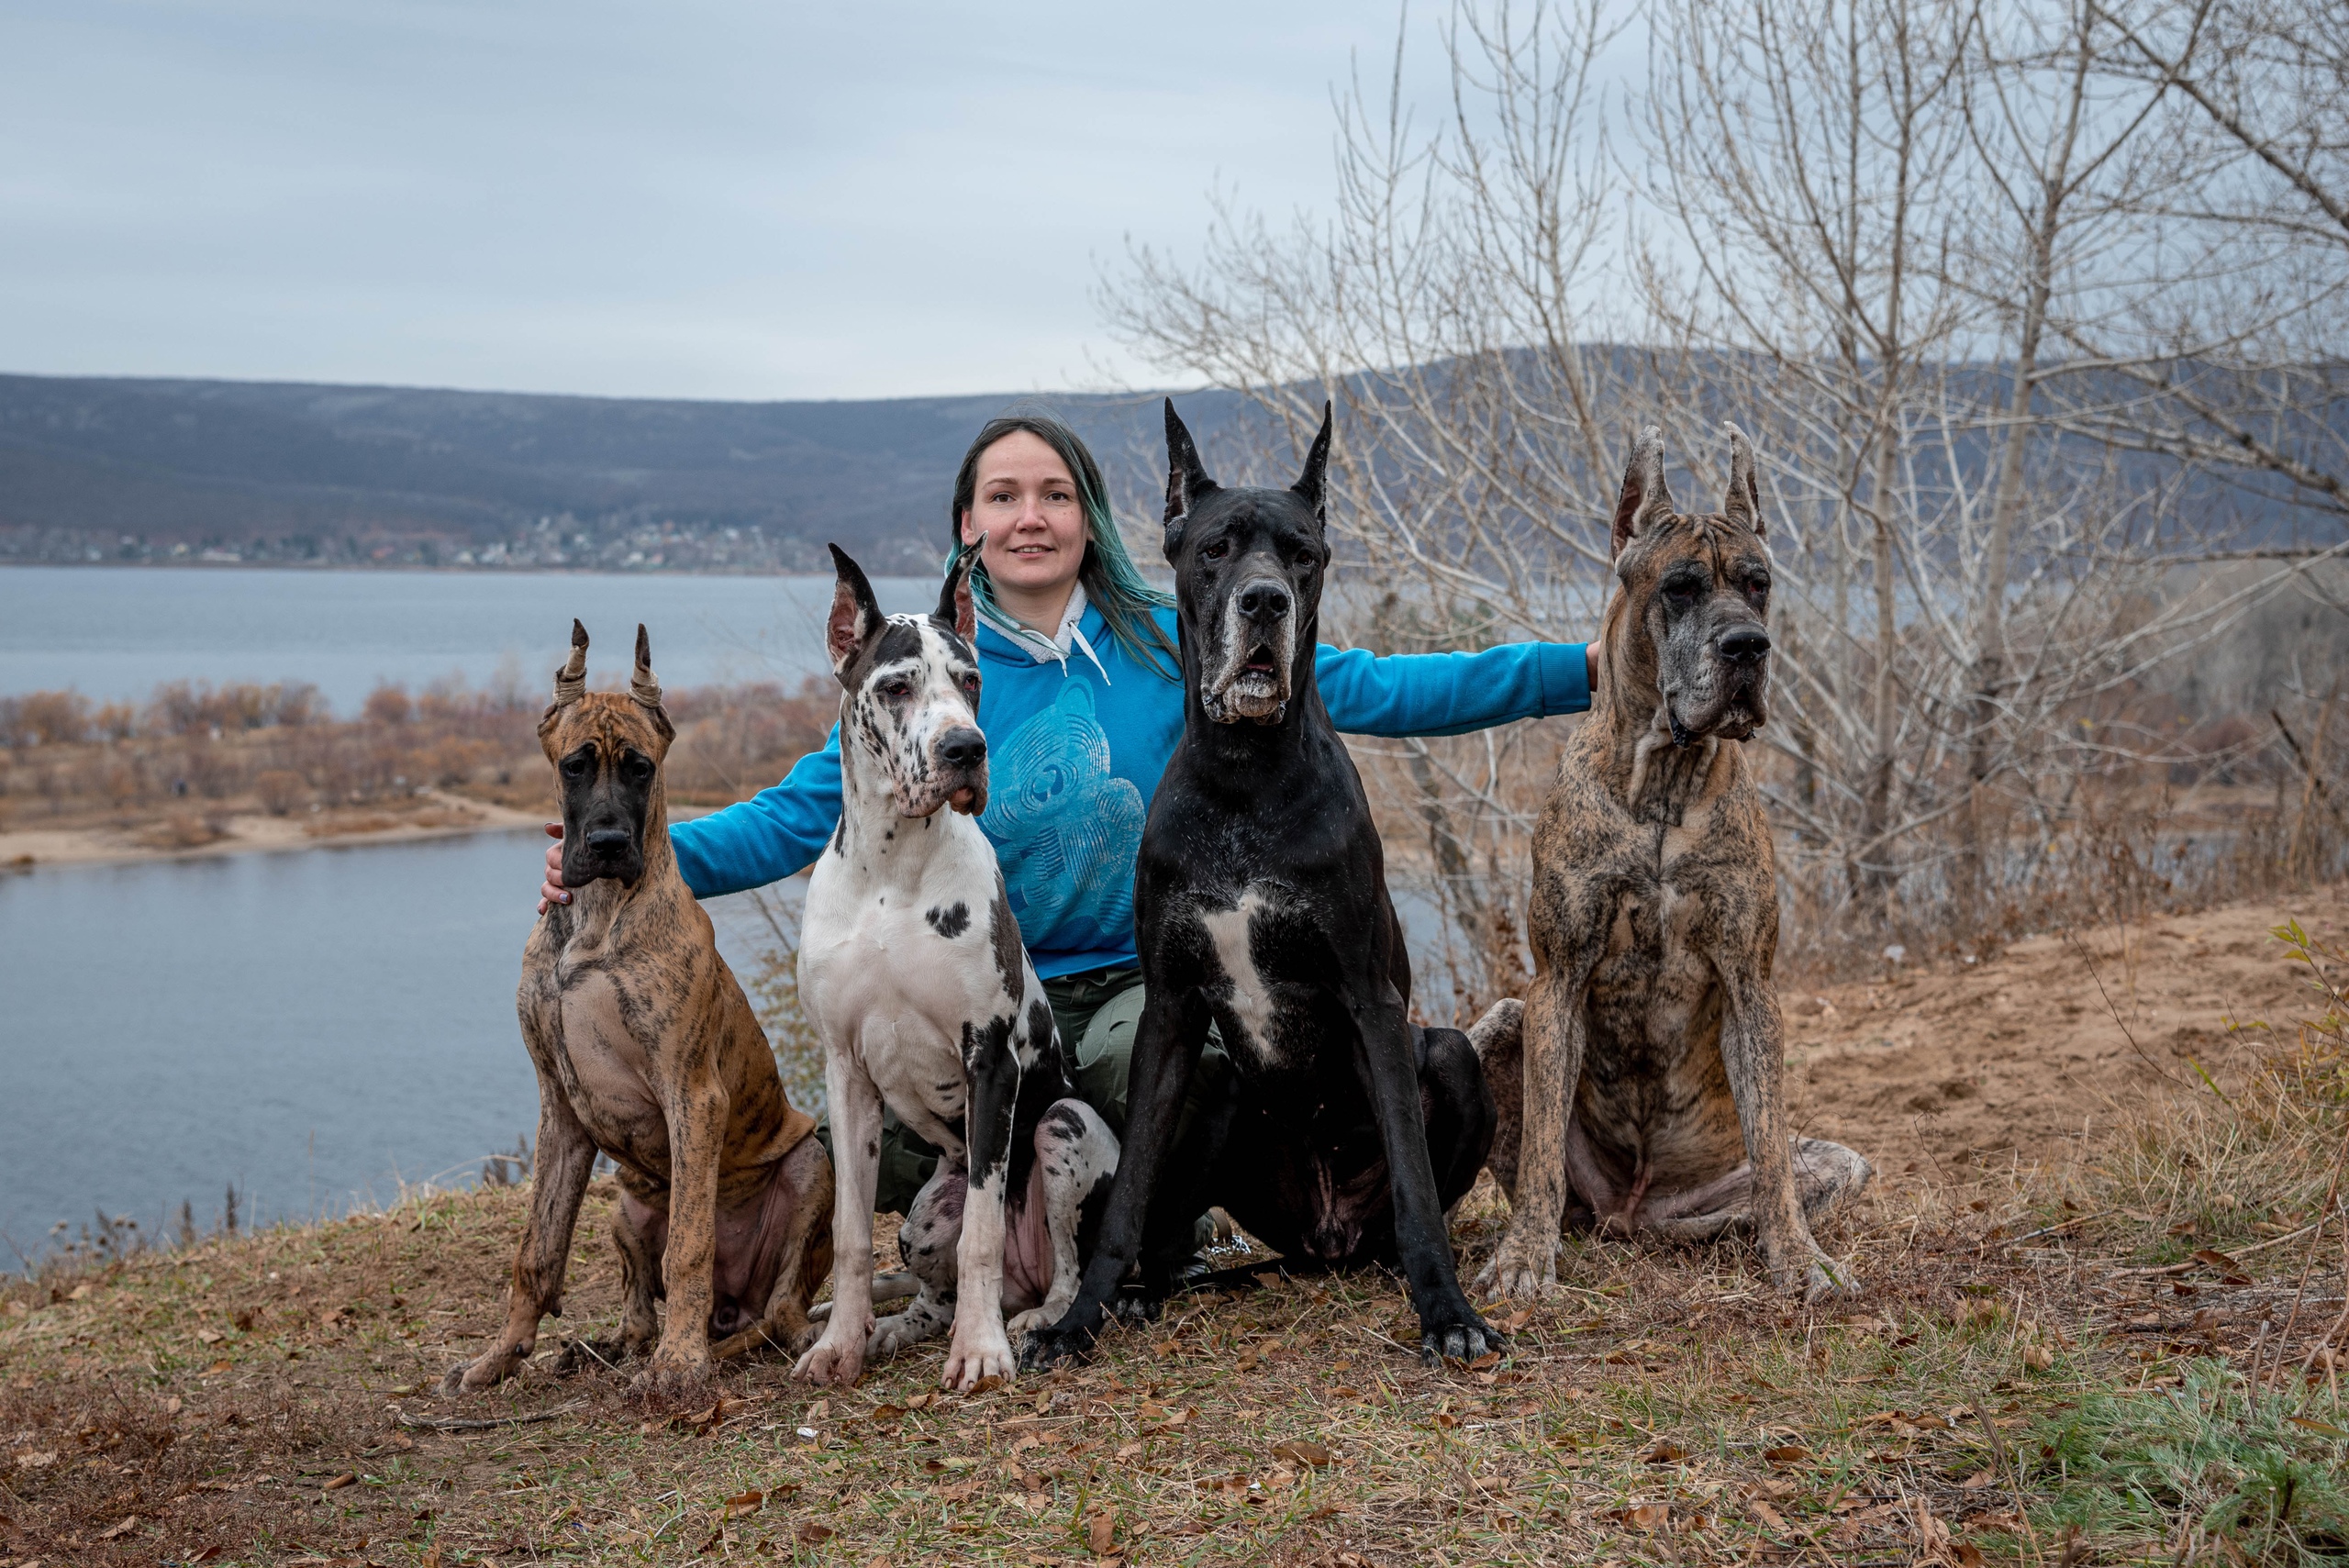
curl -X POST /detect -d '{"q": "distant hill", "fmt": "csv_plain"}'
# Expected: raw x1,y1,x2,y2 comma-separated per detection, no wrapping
0,374,1256,573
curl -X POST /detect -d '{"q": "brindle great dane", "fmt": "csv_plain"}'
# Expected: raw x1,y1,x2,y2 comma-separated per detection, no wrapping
445,623,833,1396
1475,424,1871,1303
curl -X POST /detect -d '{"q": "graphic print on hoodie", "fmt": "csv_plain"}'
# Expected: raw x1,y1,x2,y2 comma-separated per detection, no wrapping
977,679,1147,952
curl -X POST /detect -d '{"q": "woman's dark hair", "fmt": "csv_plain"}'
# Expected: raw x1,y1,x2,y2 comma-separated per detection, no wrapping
949,411,1178,681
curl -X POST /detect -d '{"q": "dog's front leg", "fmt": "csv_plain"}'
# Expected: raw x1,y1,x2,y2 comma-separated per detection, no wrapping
445,1067,598,1394
942,1030,1021,1391
641,1072,728,1394
1476,960,1593,1299
1716,972,1854,1301
1353,991,1500,1362
796,1051,883,1387
1020,986,1210,1369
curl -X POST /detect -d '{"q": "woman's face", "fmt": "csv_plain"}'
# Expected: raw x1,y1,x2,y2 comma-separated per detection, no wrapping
960,431,1087,599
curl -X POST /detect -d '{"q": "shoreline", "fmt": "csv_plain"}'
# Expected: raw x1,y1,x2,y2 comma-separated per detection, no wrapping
0,790,545,871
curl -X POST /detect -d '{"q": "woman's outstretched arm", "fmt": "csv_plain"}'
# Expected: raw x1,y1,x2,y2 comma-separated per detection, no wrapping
667,726,848,898
1317,641,1590,739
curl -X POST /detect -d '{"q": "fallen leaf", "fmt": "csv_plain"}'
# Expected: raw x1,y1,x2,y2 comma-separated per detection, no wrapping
796,1520,836,1544
2190,1248,2243,1273
69,1282,92,1301
1431,1412,1460,1429
1272,1439,1333,1467
1961,1469,1996,1490
1642,1440,1688,1464
206,1359,233,1375
902,1392,936,1410
163,1396,184,1415
1752,1498,1787,1530
869,1403,905,1421
16,1451,57,1469
1953,1542,1986,1567
969,1375,1005,1396
1466,1351,1501,1371
2288,1416,2349,1439
1763,1444,1810,1465
1087,1504,1117,1555
1114,1441,1142,1460
1498,1308,1534,1332
98,1515,140,1540
724,1490,763,1518
1606,1501,1670,1530
195,1328,225,1344
323,1472,358,1490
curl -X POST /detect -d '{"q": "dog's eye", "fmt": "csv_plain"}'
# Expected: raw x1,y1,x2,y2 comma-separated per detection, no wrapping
1744,574,1771,599
879,676,915,699
561,754,593,779
960,674,980,697
1294,549,1319,570
1664,579,1700,606
1200,539,1230,562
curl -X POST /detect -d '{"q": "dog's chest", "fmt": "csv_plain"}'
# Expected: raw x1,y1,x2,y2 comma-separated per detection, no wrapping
548,968,671,1159
1588,859,1722,1048
1188,887,1327,1071
802,851,1023,1149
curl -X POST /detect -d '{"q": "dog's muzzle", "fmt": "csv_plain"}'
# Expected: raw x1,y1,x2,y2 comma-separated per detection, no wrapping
932,725,989,816
569,824,645,883
1210,579,1295,724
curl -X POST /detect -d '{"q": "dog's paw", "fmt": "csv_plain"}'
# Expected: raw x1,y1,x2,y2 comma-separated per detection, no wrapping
629,1350,714,1405
1798,1251,1860,1303
793,1332,866,1388
440,1347,523,1396
942,1329,1018,1392
1472,1237,1557,1301
866,1309,940,1362
1003,1306,1052,1336
1416,1300,1506,1366
1018,1313,1097,1372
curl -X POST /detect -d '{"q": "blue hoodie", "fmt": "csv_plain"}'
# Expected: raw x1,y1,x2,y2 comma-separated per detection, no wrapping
672,602,1590,978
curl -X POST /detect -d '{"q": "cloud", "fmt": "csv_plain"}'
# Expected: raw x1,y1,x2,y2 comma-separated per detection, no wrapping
0,1,1439,399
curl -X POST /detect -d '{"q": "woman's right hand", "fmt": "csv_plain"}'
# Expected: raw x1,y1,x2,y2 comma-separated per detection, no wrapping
538,823,571,913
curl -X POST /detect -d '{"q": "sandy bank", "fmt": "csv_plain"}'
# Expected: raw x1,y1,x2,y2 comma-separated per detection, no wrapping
0,789,545,870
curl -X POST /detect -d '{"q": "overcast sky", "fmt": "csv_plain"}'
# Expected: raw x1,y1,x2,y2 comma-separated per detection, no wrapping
0,1,1479,401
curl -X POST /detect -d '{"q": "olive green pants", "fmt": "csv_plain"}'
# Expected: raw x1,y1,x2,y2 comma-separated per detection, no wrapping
815,965,1230,1217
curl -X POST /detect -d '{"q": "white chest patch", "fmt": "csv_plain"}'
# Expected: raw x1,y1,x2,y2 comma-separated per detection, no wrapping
1200,890,1281,1064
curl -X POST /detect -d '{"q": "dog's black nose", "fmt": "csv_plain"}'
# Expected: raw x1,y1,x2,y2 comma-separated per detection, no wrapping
1237,581,1291,620
1720,627,1772,663
584,828,634,856
937,727,987,770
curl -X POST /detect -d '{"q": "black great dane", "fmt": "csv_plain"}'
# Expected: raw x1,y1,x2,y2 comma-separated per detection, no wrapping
1024,401,1501,1368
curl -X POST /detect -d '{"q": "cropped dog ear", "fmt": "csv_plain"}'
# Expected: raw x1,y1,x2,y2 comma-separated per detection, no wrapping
1611,425,1675,560
826,542,884,685
1162,397,1218,560
1290,401,1333,529
551,619,588,707
629,623,674,740
935,536,981,643
1720,422,1765,538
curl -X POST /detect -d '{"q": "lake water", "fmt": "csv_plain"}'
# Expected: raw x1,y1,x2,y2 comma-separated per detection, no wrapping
0,564,939,711
0,829,796,1263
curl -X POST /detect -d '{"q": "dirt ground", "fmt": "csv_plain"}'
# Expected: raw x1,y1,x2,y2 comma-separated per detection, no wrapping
2,883,2343,1566
1784,881,2349,1184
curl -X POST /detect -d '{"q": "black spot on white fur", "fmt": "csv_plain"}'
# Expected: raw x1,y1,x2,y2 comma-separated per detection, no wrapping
926,901,971,939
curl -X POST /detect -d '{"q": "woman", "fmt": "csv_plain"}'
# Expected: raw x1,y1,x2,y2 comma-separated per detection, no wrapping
540,410,1591,1212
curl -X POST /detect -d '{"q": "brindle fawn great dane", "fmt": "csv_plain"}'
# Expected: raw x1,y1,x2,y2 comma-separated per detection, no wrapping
446,623,832,1397
1475,425,1871,1303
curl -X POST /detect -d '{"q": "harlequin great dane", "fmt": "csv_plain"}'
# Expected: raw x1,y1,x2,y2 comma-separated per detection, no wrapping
446,622,833,1397
1023,400,1500,1371
1473,424,1871,1304
793,543,1119,1392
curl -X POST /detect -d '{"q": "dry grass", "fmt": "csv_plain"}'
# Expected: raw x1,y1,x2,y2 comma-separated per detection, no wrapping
8,972,2346,1568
